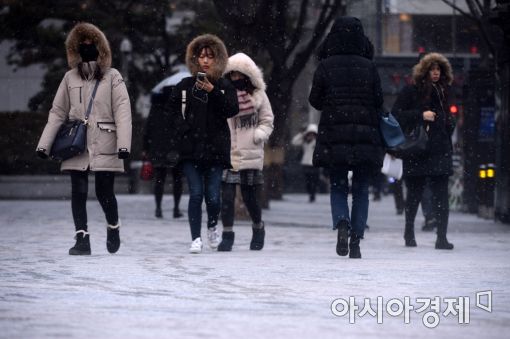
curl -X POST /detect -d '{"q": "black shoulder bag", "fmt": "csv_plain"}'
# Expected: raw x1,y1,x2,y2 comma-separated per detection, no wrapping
50,80,100,161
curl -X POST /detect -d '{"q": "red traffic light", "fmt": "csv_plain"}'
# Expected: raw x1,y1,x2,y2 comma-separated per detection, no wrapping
450,105,458,115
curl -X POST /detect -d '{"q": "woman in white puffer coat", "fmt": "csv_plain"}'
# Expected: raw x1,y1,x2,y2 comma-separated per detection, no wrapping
218,52,274,251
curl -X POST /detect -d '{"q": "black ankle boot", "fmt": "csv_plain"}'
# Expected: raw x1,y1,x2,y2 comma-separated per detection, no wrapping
107,223,120,254
250,222,265,250
435,236,454,250
173,208,183,218
336,220,349,256
349,234,362,259
155,207,163,218
404,226,417,247
69,231,91,255
218,231,235,251
421,217,436,232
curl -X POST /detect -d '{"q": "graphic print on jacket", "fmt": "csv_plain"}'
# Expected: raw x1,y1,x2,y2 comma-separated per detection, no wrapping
233,91,258,130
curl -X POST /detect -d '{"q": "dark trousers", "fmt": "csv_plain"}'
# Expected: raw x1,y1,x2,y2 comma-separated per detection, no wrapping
303,165,319,201
153,166,183,210
405,175,449,239
221,183,262,227
393,179,405,213
70,170,118,231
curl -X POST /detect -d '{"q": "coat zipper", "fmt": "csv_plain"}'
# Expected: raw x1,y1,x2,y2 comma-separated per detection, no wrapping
79,87,82,103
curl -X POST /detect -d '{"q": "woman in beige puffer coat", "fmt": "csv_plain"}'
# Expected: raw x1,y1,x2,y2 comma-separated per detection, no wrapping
36,22,132,256
218,52,274,252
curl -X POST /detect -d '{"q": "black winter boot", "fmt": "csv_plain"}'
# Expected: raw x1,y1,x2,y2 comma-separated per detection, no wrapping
218,231,235,251
421,217,436,232
106,222,120,254
336,220,350,256
155,207,163,218
349,234,362,258
69,230,91,255
435,236,454,250
250,222,265,250
173,208,183,218
404,225,417,247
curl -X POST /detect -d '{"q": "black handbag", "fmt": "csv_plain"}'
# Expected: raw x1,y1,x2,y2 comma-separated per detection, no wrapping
391,124,429,159
50,80,100,161
380,112,405,148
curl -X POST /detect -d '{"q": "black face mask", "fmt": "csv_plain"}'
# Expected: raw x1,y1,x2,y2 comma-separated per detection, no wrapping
231,78,250,91
79,43,99,62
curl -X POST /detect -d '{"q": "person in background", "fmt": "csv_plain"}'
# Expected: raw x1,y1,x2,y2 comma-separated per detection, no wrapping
309,17,385,259
392,52,455,250
143,85,184,219
36,22,132,255
218,52,274,251
167,34,239,254
292,123,319,203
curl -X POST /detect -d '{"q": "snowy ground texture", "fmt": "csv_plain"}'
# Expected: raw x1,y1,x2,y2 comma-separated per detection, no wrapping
1,194,510,339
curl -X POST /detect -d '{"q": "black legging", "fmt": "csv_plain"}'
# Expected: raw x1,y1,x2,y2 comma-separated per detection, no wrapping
70,170,118,231
221,183,262,227
153,166,183,210
405,175,449,238
303,165,319,200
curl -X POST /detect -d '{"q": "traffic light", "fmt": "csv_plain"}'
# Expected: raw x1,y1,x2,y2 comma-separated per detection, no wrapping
450,104,458,115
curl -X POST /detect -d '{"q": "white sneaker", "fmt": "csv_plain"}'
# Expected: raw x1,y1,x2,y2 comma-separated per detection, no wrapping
189,237,203,254
207,227,221,249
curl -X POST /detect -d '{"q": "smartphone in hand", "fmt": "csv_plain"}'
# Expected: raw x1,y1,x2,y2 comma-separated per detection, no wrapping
197,72,206,81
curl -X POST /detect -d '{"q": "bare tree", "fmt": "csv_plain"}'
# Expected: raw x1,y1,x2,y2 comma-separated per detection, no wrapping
441,0,501,65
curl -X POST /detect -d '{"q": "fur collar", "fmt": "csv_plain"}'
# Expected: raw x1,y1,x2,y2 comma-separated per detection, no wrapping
412,52,453,85
65,22,111,71
185,34,228,81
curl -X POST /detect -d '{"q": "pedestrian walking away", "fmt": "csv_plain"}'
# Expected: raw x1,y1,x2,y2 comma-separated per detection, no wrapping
166,34,239,254
292,123,320,203
309,17,385,259
219,52,274,252
143,85,184,219
392,52,456,250
36,22,132,255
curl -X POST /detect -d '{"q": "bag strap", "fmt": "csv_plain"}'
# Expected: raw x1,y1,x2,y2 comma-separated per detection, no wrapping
84,80,100,124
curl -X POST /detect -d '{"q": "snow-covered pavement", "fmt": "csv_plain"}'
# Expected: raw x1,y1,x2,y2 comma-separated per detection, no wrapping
1,194,509,338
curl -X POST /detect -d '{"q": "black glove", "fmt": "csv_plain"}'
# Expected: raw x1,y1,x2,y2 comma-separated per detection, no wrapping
118,148,130,159
36,148,48,159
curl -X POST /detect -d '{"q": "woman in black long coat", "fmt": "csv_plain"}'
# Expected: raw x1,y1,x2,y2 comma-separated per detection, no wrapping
309,17,385,259
392,52,456,250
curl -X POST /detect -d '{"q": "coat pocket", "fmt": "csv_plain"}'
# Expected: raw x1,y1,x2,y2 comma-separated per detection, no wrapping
68,83,84,106
97,122,117,155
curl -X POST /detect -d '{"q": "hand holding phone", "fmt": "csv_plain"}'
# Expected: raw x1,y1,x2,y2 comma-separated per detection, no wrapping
196,71,214,92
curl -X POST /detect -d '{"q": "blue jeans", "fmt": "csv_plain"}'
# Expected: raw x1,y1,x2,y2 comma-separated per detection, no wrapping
181,161,223,240
329,168,370,238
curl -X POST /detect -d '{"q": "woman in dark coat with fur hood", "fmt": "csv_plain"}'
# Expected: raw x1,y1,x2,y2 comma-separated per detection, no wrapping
309,17,384,259
167,34,239,254
392,52,455,250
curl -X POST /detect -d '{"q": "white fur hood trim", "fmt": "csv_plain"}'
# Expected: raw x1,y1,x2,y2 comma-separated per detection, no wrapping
224,53,266,92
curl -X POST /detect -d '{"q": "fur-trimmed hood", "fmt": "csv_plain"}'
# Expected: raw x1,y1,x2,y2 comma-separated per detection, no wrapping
224,53,266,92
185,34,228,81
412,52,453,85
65,22,112,70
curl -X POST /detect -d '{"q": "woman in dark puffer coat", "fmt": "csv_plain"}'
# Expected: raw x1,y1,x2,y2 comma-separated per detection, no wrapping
392,52,455,250
309,17,385,259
